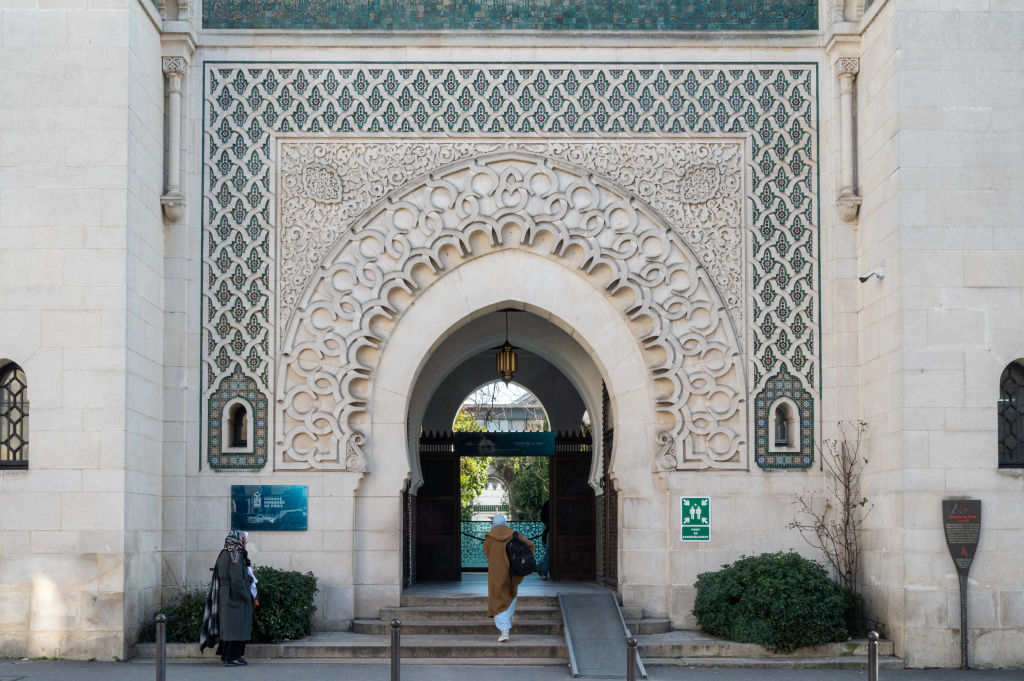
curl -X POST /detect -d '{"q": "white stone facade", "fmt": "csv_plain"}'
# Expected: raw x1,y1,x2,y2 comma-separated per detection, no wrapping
0,0,1021,668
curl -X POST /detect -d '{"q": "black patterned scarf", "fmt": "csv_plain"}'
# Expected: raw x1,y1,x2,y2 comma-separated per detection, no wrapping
223,530,246,564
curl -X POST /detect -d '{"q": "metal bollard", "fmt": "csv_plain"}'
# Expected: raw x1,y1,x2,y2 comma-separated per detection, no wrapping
390,618,401,681
155,613,167,681
626,636,638,681
867,630,879,681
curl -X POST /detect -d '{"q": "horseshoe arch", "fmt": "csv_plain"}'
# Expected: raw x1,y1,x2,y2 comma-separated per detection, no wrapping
276,149,747,476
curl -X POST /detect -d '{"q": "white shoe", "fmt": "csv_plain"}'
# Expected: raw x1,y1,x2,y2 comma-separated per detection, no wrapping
498,630,510,642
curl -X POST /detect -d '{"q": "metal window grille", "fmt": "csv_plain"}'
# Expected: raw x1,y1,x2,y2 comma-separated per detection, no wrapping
999,362,1024,468
0,363,28,468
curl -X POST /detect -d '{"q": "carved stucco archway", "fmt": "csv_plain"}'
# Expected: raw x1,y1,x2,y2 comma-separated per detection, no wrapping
277,149,747,479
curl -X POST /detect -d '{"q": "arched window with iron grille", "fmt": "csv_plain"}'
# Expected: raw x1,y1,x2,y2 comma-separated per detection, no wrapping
999,361,1024,468
0,362,29,469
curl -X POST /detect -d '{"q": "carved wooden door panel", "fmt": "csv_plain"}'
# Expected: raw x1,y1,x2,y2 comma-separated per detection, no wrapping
550,453,595,580
415,454,461,581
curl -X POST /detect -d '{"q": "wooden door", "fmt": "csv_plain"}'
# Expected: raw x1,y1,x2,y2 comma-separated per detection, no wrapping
415,453,461,581
550,451,595,580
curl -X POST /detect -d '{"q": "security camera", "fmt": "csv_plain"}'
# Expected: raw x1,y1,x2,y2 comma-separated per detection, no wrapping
858,266,884,283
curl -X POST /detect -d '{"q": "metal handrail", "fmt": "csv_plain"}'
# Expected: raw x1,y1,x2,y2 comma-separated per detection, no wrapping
613,597,647,679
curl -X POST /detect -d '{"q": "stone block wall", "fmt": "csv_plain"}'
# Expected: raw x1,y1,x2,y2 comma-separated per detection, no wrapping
124,0,165,647
858,0,1024,668
0,0,163,660
856,0,908,662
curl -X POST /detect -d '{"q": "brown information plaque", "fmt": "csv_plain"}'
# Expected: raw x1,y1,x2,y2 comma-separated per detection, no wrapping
942,498,981,669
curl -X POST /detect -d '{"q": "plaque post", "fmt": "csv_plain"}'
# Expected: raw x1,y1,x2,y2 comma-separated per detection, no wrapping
942,499,981,670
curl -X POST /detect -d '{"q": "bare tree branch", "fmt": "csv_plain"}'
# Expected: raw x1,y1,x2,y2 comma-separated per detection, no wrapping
788,421,872,592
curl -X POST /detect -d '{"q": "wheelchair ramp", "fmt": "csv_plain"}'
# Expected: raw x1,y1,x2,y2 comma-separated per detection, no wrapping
559,592,647,679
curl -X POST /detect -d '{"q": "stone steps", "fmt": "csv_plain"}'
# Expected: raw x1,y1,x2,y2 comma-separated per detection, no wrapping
379,605,562,622
625,618,671,635
401,594,560,608
637,631,896,660
136,634,567,660
353,618,564,635
644,656,906,670
133,592,899,670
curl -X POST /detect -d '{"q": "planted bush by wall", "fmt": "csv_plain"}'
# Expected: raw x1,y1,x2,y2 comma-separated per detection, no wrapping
692,551,859,653
251,566,318,643
140,566,318,645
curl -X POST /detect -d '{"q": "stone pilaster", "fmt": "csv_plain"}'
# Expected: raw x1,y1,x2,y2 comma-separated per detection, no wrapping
835,57,862,223
161,56,187,223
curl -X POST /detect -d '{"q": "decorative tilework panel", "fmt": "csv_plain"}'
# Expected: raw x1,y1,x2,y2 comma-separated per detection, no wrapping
754,364,813,468
208,368,268,469
203,0,817,31
202,64,819,467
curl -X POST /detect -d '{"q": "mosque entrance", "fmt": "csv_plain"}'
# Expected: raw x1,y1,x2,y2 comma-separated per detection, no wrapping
414,429,596,583
402,308,614,588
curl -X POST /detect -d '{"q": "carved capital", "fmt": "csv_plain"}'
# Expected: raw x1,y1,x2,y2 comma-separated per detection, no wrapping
162,56,187,76
834,57,860,78
162,57,187,92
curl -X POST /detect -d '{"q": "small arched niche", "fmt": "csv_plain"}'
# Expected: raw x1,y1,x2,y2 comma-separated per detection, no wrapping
769,397,799,453
222,398,254,454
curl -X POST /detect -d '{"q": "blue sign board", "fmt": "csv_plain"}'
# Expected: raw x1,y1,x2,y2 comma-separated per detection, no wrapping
453,432,555,457
231,485,308,531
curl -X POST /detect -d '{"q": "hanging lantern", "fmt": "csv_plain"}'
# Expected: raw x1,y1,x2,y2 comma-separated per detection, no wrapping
496,340,518,384
495,311,518,384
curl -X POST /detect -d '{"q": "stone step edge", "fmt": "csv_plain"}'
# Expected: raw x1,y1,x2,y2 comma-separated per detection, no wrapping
354,618,562,628
642,656,905,670
131,656,569,666
402,595,560,604
638,639,895,658
382,605,560,613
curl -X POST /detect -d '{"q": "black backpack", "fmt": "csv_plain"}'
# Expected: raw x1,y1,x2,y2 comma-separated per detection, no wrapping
506,531,536,576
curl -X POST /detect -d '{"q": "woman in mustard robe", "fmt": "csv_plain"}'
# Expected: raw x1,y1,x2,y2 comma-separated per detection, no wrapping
483,514,534,642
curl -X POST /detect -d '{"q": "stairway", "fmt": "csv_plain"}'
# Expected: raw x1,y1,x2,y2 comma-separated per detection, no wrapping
353,592,669,663
134,592,897,670
356,593,565,663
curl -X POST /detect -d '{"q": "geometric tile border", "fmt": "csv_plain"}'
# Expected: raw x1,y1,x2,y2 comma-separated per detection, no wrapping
202,63,819,468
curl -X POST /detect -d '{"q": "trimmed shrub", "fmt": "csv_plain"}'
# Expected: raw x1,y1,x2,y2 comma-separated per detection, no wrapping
138,590,205,643
692,551,856,653
251,566,318,643
138,566,319,645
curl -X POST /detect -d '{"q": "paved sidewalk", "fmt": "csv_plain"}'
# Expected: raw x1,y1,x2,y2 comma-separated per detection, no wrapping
0,660,1020,681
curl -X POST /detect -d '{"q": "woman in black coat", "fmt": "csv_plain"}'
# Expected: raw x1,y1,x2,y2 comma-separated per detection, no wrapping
215,530,254,666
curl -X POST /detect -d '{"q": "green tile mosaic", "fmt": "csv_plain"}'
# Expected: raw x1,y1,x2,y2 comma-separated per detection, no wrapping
203,0,817,31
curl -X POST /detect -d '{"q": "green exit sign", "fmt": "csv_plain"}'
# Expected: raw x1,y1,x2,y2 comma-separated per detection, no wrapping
681,497,710,541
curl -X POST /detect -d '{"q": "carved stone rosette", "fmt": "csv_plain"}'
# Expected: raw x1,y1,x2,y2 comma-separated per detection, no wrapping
277,148,748,472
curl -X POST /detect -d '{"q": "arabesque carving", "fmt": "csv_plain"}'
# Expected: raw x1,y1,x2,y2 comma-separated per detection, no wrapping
277,150,746,472
279,140,744,335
